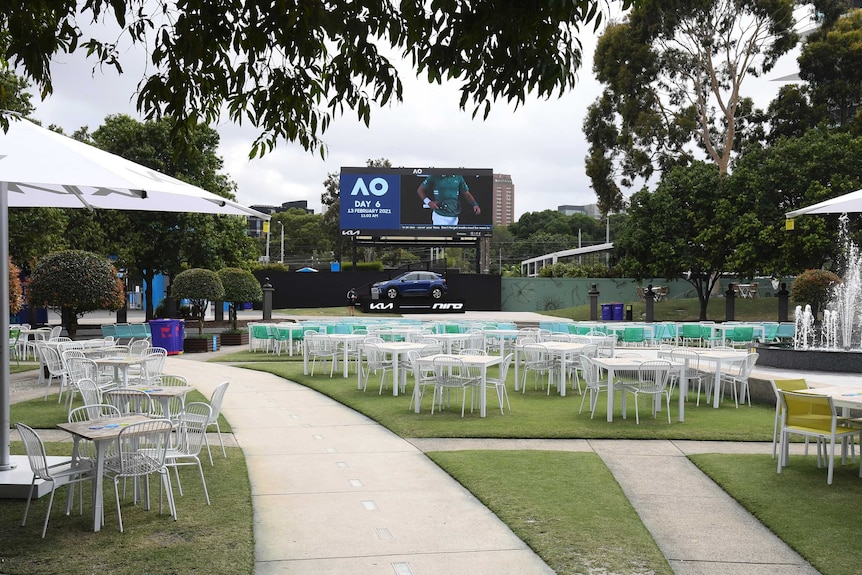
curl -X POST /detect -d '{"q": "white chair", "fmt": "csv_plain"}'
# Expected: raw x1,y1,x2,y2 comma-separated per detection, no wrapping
15,422,94,538
671,349,706,405
104,388,156,415
76,378,104,407
203,381,230,465
103,419,176,532
38,343,69,401
622,360,673,424
484,353,513,414
306,334,337,377
134,347,167,385
165,402,212,505
520,343,556,394
430,356,474,416
361,342,394,394
719,352,759,407
578,355,608,419
407,350,436,412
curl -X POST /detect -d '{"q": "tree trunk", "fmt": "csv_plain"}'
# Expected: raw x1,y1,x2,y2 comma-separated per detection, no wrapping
61,307,78,340
142,268,155,321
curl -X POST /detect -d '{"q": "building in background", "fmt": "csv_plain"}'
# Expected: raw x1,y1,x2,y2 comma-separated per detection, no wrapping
492,173,515,226
247,200,313,237
558,204,602,219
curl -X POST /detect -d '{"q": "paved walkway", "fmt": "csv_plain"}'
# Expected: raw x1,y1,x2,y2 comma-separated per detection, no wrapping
156,350,822,575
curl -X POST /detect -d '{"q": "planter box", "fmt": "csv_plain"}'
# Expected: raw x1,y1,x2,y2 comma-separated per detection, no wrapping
183,335,221,353
220,331,249,346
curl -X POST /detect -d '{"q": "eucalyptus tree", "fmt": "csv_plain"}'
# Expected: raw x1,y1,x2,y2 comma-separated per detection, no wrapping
614,162,733,320
584,0,797,214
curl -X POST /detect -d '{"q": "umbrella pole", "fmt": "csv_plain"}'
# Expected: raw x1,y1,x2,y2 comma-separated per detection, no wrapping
0,181,11,469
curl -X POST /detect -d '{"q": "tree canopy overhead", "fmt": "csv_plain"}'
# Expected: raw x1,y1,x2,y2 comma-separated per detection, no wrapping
1,0,629,156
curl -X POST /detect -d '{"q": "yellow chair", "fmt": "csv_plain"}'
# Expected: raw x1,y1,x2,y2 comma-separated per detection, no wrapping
770,379,809,459
776,390,861,484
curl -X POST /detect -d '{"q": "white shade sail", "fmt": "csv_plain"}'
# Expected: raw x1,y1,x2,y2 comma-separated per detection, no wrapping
786,189,862,218
0,116,269,470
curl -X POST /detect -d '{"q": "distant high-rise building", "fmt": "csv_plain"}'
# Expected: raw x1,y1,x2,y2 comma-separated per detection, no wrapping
558,204,602,219
492,173,515,226
247,200,313,237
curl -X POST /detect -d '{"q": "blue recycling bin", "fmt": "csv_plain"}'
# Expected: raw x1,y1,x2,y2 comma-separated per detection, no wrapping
612,303,625,321
148,319,185,355
601,304,613,321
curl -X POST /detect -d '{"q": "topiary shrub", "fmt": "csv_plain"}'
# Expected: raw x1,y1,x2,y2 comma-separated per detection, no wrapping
170,268,225,335
217,267,263,330
28,250,124,339
790,268,841,318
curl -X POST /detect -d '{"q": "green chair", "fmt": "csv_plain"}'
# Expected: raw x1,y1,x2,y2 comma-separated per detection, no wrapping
699,325,723,348
680,323,701,346
727,326,754,348
621,327,645,347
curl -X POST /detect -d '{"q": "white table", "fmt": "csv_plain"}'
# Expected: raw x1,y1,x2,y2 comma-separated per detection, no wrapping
414,353,503,417
94,355,143,387
431,332,471,354
539,341,593,396
57,414,151,532
696,350,751,408
481,329,520,357
799,385,862,414
367,341,427,396
123,385,193,420
326,333,367,378
592,357,685,422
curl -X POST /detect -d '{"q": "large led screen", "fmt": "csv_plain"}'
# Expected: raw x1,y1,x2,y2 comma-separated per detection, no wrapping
339,167,493,237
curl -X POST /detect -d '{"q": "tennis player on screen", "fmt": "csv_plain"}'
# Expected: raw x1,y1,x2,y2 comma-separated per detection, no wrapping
416,174,481,225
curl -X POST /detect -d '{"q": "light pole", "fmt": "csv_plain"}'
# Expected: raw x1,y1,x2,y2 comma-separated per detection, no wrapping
279,221,284,264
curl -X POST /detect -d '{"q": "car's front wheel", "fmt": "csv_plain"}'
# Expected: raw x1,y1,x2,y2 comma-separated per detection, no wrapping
430,287,444,299
386,287,399,299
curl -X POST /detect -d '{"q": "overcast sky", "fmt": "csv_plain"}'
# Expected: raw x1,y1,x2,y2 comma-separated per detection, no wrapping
28,4,812,220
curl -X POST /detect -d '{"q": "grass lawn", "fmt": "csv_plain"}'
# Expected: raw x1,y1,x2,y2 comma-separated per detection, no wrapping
429,450,674,575
691,453,862,575
235,359,775,441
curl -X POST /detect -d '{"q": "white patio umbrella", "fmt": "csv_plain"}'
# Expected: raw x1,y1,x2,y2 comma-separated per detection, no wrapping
785,189,862,218
0,116,270,469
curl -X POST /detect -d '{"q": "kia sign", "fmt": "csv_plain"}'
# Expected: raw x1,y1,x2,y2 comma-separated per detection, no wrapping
340,167,493,237
362,299,467,314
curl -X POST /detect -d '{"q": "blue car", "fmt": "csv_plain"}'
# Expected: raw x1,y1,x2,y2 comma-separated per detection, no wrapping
372,271,448,300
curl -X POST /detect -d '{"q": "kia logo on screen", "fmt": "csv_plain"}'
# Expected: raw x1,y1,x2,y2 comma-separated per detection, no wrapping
369,302,395,310
350,177,388,197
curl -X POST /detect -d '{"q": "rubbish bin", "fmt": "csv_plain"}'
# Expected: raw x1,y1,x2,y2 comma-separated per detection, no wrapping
612,303,625,321
625,304,633,321
148,319,185,355
601,304,613,321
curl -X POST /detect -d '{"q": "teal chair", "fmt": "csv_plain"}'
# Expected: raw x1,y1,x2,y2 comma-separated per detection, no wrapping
621,326,645,347
727,326,754,348
700,325,724,347
680,323,701,346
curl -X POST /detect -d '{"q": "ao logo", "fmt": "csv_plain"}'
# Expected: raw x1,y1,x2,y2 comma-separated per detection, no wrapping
350,177,388,197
